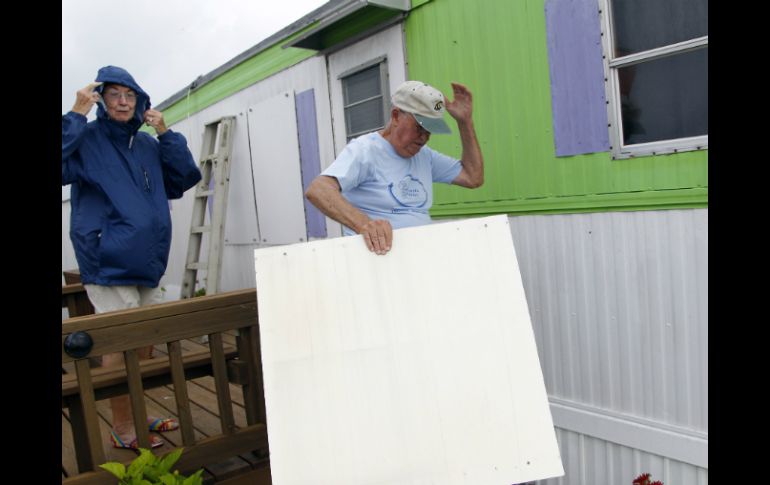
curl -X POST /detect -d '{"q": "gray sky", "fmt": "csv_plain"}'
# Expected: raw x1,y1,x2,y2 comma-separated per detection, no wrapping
62,0,328,117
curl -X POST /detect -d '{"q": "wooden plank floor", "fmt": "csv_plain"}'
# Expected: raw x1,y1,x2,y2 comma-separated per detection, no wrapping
61,331,270,484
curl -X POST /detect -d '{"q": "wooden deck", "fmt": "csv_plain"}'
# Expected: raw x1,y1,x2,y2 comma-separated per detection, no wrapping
61,282,272,484
62,333,272,484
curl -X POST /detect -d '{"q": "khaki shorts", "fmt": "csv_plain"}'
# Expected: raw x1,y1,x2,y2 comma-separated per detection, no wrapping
83,284,164,314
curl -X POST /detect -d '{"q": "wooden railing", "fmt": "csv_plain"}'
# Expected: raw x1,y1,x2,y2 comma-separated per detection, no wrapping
62,282,95,317
61,288,267,484
61,269,95,318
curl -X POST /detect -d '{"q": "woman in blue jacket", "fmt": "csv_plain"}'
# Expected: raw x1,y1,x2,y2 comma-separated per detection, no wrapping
62,66,202,449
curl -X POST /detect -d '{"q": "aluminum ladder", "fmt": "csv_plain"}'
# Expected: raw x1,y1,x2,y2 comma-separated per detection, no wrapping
180,116,236,300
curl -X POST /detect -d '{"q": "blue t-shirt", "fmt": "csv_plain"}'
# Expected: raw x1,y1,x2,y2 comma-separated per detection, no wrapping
322,132,462,235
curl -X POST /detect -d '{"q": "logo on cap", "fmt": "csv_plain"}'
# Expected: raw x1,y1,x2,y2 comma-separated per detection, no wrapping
434,101,443,112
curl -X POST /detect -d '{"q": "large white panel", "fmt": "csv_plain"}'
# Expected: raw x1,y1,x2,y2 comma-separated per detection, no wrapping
247,91,307,245
254,215,563,485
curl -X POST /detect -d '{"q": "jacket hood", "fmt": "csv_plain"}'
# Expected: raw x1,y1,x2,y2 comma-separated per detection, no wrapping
94,65,151,131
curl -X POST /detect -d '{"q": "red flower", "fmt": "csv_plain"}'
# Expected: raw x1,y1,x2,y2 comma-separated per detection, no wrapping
632,473,663,485
633,474,651,485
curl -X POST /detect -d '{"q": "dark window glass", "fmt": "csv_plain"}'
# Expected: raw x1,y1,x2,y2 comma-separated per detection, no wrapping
346,99,384,137
619,47,708,145
342,64,386,141
610,0,708,56
343,65,381,104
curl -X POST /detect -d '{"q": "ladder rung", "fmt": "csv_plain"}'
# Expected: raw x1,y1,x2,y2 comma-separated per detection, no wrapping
200,156,217,164
191,226,211,234
186,262,206,271
196,190,215,197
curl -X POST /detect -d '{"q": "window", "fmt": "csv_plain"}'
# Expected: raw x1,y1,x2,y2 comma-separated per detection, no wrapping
599,0,707,159
339,58,390,142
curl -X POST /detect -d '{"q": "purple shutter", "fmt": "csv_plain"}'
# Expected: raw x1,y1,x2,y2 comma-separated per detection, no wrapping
545,0,611,156
295,89,327,238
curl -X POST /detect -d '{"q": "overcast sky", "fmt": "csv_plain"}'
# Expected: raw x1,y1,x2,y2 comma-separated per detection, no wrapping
62,0,328,117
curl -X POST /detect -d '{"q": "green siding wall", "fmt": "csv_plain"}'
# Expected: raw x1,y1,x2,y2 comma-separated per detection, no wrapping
405,0,707,216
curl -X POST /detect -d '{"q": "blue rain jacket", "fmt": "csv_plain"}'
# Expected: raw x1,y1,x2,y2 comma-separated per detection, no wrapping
62,66,201,287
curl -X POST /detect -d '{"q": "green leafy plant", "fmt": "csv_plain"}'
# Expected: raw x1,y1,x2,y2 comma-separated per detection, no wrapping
100,447,203,485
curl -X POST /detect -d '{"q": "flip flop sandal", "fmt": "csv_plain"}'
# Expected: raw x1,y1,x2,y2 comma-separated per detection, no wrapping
110,430,164,450
147,417,179,432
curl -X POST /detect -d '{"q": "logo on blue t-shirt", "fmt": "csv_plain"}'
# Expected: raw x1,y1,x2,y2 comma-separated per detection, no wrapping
388,174,428,209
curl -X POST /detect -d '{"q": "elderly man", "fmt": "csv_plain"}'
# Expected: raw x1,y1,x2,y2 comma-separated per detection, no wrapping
305,81,484,254
62,65,202,449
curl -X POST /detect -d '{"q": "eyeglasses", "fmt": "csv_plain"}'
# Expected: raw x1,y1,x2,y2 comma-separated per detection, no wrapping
399,110,430,137
103,90,137,103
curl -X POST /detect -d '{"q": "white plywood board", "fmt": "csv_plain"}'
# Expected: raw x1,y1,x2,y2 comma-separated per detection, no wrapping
224,112,260,245
247,91,307,245
253,215,564,485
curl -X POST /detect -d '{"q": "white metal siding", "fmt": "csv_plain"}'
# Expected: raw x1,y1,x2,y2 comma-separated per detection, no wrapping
504,209,708,484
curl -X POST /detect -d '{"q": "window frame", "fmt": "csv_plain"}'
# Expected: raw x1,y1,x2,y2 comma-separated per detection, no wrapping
338,56,390,142
598,0,708,160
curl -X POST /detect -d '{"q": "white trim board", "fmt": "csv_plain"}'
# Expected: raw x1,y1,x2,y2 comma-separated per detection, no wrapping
550,398,707,468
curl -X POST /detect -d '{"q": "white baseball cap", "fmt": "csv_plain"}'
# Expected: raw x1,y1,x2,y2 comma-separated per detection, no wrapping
391,81,452,134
